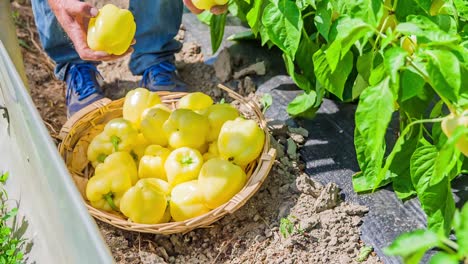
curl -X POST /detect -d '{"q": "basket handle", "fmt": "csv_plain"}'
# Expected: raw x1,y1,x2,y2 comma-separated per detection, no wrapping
59,98,112,140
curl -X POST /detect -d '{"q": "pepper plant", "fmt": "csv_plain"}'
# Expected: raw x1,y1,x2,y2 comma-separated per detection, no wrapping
205,0,468,252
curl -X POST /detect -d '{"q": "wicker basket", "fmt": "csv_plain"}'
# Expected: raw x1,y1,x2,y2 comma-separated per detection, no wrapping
58,84,276,234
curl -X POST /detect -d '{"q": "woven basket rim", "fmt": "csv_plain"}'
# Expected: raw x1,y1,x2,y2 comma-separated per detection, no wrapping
58,84,276,234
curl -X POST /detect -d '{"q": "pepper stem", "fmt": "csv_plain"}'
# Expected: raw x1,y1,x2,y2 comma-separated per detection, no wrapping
181,156,193,165
110,135,121,152
103,192,119,212
97,153,107,163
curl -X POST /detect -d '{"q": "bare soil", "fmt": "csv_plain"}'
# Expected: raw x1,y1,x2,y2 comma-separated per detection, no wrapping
13,1,382,263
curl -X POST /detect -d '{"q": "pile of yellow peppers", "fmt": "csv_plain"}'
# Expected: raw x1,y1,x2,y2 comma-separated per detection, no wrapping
85,89,265,224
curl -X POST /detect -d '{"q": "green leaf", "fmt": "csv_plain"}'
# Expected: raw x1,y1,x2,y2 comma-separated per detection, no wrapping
426,49,461,104
210,13,228,54
400,68,426,102
384,47,408,86
246,0,264,34
356,245,373,262
0,172,9,183
384,229,441,264
429,252,459,264
314,0,333,41
326,17,372,71
410,145,456,235
453,203,468,257
260,93,273,113
313,48,354,100
197,11,213,25
356,51,374,82
287,91,318,119
353,78,395,192
262,0,303,58
396,15,460,44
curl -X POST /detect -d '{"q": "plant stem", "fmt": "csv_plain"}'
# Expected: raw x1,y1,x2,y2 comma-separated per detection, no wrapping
302,11,315,21
441,237,459,252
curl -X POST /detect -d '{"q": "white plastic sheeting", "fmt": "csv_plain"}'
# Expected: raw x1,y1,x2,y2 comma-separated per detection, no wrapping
0,41,114,264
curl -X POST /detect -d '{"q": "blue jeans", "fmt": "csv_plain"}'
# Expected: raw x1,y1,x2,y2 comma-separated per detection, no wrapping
30,0,183,80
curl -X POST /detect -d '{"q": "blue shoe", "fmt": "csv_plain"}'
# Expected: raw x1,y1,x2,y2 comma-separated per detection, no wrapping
65,63,105,118
141,61,188,92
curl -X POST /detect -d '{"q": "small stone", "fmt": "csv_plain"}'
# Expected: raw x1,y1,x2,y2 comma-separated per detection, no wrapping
343,204,369,216
265,228,273,238
294,173,322,197
287,138,297,159
352,216,362,227
267,120,288,137
299,217,318,232
255,235,267,243
288,127,309,137
214,48,232,82
279,184,290,194
339,255,352,264
139,250,166,264
314,183,340,213
233,61,266,79
290,133,305,144
328,237,338,246
270,135,285,158
238,76,256,95
253,214,261,222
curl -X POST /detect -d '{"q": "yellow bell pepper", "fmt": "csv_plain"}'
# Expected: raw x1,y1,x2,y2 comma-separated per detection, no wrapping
123,88,162,128
94,152,139,185
164,147,203,186
201,103,239,142
202,142,219,161
85,153,137,212
218,117,265,166
130,133,151,162
120,178,169,224
87,4,136,55
163,109,209,150
87,118,138,167
138,145,172,180
198,158,246,209
140,105,171,146
192,0,229,10
170,180,210,221
177,92,214,111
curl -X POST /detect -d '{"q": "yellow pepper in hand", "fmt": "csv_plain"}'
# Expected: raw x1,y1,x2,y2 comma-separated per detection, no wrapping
218,117,265,166
164,147,203,186
138,145,172,181
140,105,171,146
170,180,210,221
87,4,136,55
87,118,138,167
123,88,162,128
163,109,209,150
198,158,246,209
192,0,229,10
202,103,239,142
120,178,170,224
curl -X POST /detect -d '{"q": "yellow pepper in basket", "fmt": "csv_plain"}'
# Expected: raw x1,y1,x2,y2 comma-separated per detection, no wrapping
218,117,265,166
201,103,239,142
170,180,210,222
198,158,246,209
138,145,172,181
163,109,209,150
120,178,170,224
177,92,214,111
164,147,204,187
87,4,136,55
123,88,162,128
85,152,137,212
140,105,171,146
87,118,138,167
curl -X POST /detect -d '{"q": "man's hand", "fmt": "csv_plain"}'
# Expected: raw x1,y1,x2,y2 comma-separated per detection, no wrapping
183,0,227,15
48,0,134,61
